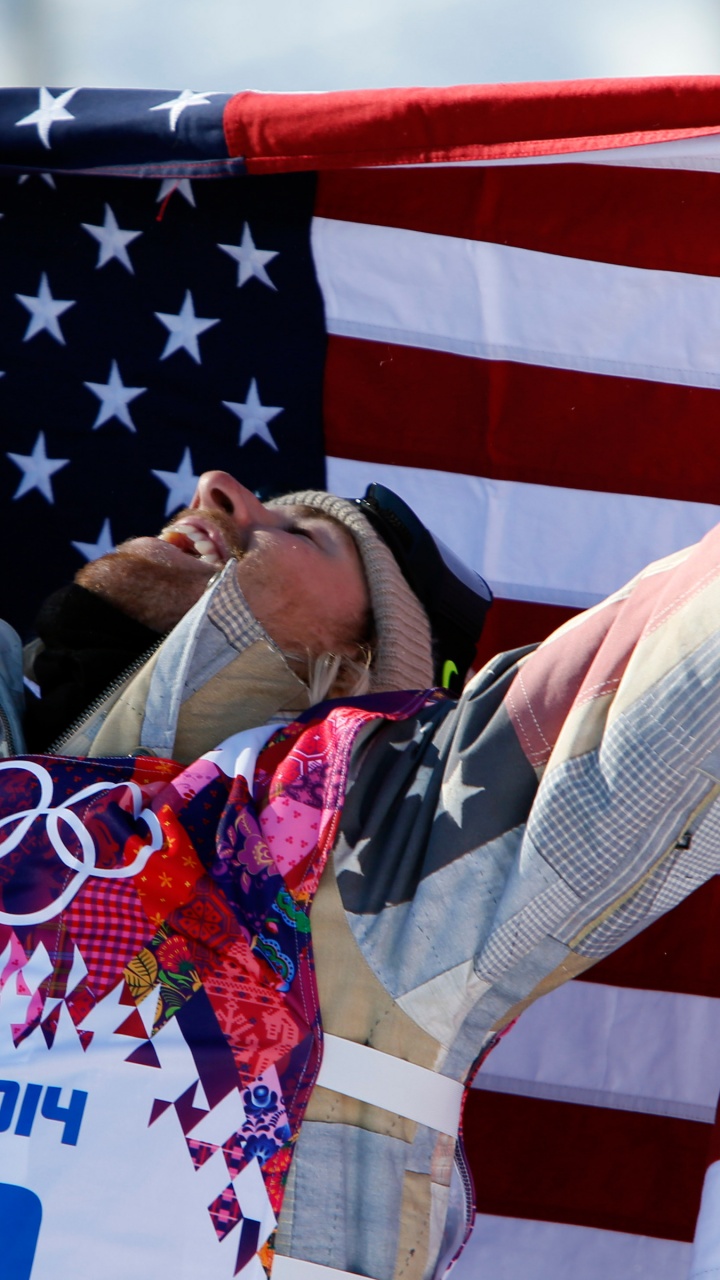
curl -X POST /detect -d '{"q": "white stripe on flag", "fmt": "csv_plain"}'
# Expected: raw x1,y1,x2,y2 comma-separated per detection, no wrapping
395,131,720,173
474,981,720,1122
689,1161,720,1278
327,456,720,608
313,216,720,389
452,1215,692,1280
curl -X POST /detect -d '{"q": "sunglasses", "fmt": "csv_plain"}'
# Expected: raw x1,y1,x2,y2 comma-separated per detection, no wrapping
353,483,492,694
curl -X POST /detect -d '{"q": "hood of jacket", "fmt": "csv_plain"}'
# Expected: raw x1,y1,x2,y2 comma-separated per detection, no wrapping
53,561,311,762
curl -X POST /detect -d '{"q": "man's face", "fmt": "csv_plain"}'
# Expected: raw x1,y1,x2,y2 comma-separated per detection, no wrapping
76,471,370,657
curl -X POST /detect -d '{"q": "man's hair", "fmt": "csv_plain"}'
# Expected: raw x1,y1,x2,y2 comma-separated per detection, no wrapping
305,649,372,703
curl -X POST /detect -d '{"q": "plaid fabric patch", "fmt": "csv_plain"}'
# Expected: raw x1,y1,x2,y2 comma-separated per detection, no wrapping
657,796,720,913
475,872,579,984
64,878,152,1000
207,568,270,651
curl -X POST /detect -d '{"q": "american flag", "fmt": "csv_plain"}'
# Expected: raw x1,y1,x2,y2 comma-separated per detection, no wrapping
4,77,720,1279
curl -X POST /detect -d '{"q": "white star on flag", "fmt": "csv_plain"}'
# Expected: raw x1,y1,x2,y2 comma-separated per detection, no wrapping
223,379,284,451
84,360,146,431
152,447,199,516
219,223,279,290
155,290,220,363
150,90,222,132
156,178,195,208
81,204,142,273
441,762,485,828
71,518,116,562
7,431,69,502
16,273,75,344
15,87,79,150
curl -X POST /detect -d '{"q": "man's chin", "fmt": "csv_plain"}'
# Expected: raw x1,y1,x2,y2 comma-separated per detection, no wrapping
75,545,216,633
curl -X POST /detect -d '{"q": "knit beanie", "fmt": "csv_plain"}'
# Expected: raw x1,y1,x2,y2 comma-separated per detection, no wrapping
267,491,434,693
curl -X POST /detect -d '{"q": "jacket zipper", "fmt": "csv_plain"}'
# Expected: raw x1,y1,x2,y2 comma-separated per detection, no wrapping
0,700,16,757
454,1135,475,1237
47,636,165,756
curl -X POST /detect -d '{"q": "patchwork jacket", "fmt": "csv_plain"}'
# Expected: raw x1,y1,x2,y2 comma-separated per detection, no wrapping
5,525,720,1280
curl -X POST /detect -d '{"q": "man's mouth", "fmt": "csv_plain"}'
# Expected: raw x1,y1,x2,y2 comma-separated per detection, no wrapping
158,516,232,569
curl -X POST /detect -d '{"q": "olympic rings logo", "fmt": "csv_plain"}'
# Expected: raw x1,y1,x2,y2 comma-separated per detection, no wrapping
0,760,163,925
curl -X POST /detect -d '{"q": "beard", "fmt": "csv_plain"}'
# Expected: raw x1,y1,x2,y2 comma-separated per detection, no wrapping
75,508,245,633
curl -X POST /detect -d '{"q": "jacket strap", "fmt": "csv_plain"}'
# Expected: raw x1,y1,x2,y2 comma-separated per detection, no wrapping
315,1033,464,1137
273,1259,376,1280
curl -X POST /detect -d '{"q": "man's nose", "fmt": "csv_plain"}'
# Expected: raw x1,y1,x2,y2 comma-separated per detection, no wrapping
190,471,274,528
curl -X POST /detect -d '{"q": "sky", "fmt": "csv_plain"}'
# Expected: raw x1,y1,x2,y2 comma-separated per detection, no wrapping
2,0,720,92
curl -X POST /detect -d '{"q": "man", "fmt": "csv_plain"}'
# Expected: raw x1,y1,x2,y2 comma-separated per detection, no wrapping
2,472,720,1280
17,472,444,763
0,473,492,1280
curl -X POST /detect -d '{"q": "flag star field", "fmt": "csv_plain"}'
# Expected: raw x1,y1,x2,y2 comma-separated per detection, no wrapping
0,89,325,636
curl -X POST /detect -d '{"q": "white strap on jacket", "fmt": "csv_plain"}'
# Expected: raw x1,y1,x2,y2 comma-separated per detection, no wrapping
272,1259,372,1280
315,1033,464,1137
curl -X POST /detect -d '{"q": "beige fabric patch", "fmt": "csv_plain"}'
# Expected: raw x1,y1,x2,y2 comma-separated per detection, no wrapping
86,648,161,758
171,641,307,763
392,1171,433,1280
306,853,443,1142
85,639,308,762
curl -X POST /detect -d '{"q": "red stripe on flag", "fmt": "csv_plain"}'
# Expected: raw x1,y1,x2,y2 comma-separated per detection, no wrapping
474,600,581,669
324,335,720,504
705,1103,720,1167
224,78,720,172
464,1089,709,1241
317,163,720,275
582,876,720,999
